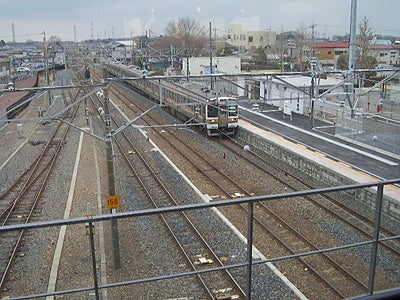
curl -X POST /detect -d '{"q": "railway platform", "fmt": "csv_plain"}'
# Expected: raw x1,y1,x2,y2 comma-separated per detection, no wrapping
237,101,400,207
238,101,400,181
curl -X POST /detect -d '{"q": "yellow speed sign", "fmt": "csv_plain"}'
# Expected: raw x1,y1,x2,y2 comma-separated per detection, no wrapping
107,195,120,209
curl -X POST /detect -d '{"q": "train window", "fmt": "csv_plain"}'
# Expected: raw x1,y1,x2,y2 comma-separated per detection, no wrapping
228,105,238,116
207,104,218,117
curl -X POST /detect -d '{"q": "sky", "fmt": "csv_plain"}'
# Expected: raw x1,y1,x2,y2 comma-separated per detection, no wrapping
1,0,399,42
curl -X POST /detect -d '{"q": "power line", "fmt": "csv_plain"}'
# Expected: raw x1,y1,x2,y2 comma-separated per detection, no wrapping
318,23,400,36
371,27,400,35
0,33,43,39
318,24,349,30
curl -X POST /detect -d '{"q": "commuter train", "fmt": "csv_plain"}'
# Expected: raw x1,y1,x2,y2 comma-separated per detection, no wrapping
103,63,239,136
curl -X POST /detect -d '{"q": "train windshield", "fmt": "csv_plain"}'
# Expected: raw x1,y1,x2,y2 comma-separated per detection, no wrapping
207,102,219,117
219,98,238,117
227,104,238,116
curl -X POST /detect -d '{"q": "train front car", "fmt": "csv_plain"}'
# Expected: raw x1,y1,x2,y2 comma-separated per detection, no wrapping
205,97,238,136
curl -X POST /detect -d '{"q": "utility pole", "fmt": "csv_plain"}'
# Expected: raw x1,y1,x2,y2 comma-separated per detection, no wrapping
12,22,16,45
185,47,190,82
184,28,190,81
43,31,51,107
209,22,214,91
310,23,316,58
101,70,121,269
91,21,94,40
348,0,357,72
348,0,357,117
310,75,315,129
170,44,174,70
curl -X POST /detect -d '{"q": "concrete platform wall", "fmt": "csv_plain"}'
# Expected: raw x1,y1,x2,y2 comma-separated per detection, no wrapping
236,127,400,223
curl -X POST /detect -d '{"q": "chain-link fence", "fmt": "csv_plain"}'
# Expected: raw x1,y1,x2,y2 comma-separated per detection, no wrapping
334,108,400,156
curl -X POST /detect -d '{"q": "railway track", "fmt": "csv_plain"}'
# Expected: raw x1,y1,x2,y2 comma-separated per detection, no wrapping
0,87,81,291
101,73,399,299
87,82,246,299
218,135,400,256
141,130,373,299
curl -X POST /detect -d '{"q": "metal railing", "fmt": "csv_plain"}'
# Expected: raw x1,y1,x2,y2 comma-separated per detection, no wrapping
1,179,400,300
334,106,400,156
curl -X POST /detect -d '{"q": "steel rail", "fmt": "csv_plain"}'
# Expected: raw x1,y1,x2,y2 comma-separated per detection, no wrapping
106,82,246,299
0,88,81,291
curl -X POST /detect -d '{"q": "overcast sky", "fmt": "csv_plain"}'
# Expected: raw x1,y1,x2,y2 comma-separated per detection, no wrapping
1,0,399,42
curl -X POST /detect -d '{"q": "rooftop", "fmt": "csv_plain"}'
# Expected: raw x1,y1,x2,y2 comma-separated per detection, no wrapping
308,41,350,48
269,75,344,87
0,76,37,111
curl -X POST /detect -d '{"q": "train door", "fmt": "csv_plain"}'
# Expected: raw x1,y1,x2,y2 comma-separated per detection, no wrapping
218,99,228,128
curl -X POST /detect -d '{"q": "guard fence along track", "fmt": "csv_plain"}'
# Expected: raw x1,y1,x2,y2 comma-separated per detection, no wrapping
0,88,82,291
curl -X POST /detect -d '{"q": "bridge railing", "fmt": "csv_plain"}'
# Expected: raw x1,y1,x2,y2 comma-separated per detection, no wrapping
1,179,399,300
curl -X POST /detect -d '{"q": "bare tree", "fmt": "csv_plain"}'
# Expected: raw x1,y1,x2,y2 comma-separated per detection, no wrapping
356,16,377,69
295,23,311,71
272,27,290,73
160,17,207,77
163,17,207,56
48,36,63,50
333,17,377,71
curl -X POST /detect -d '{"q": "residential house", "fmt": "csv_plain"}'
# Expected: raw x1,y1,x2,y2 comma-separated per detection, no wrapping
371,38,392,46
0,55,10,77
307,41,349,67
369,44,400,66
110,40,136,64
308,39,400,69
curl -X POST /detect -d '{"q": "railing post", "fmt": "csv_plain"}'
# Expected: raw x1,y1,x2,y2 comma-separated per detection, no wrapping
368,183,384,294
246,202,254,300
87,217,99,300
159,79,163,106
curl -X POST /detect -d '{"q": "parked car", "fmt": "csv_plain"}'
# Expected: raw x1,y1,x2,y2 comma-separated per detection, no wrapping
16,66,30,72
33,63,44,69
